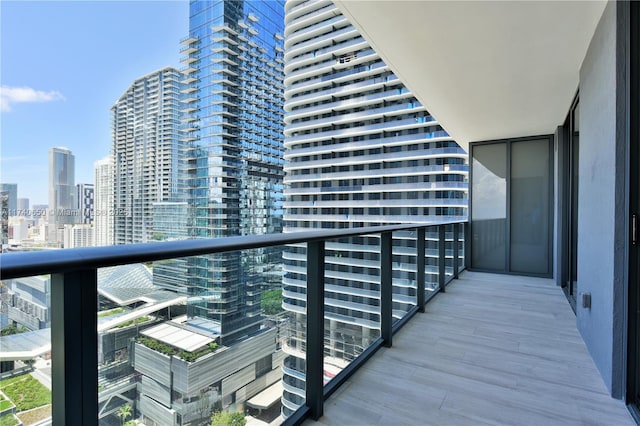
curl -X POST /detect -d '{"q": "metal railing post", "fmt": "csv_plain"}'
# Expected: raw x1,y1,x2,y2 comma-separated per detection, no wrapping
416,228,426,312
51,269,98,426
306,240,325,420
464,221,470,269
453,223,460,279
381,232,393,347
438,225,446,293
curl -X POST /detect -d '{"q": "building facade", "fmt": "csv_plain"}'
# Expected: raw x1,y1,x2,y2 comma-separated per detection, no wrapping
0,184,18,215
111,67,186,245
0,192,8,249
16,198,30,225
6,276,50,331
151,202,190,293
281,0,468,417
180,0,285,343
63,224,94,248
76,183,94,225
94,157,114,247
48,147,76,245
128,3,288,424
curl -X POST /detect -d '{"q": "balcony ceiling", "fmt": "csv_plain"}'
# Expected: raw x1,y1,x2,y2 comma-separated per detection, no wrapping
334,1,607,151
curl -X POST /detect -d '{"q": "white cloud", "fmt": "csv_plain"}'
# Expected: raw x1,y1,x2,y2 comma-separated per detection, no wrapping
0,85,66,112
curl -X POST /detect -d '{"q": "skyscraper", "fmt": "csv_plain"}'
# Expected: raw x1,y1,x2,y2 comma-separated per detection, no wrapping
111,67,186,244
0,184,18,214
281,0,468,416
17,198,30,225
63,224,94,248
94,156,114,247
76,183,94,225
48,147,76,245
181,0,285,343
151,201,189,292
0,192,8,249
132,4,287,424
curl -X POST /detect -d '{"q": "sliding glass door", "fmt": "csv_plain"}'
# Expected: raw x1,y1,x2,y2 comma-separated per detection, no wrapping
470,136,553,276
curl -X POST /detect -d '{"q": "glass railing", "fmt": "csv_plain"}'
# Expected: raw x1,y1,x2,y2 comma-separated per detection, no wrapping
0,221,466,425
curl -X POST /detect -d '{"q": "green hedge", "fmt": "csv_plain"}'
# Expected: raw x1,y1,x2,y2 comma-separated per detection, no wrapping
138,337,218,362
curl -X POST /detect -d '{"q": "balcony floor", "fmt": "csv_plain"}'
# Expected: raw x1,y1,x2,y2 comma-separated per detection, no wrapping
305,271,634,425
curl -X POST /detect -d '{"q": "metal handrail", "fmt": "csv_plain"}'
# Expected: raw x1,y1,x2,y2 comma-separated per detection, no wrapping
0,222,466,280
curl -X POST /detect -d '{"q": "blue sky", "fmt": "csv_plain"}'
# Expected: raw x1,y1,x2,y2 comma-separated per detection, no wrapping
1,0,189,204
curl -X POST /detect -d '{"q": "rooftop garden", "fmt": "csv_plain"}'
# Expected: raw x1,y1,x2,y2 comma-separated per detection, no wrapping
116,316,151,328
0,374,51,412
98,307,125,317
137,336,219,363
0,414,19,426
0,394,14,413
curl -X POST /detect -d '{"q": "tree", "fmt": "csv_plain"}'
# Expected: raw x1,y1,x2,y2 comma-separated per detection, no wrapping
197,390,211,420
261,289,283,315
210,411,246,426
116,404,132,426
0,323,28,336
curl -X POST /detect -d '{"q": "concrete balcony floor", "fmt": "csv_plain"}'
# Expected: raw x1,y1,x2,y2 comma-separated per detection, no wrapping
305,271,634,425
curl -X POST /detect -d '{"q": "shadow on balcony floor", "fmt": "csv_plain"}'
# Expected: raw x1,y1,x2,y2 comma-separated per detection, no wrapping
304,271,634,426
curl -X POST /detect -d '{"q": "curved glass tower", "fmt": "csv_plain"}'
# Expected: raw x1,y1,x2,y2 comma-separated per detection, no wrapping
281,0,468,417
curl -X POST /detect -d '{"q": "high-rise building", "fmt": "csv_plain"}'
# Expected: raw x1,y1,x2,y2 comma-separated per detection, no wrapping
76,183,94,224
17,198,29,212
111,67,186,245
181,0,285,343
129,3,287,424
0,183,18,215
6,276,50,331
0,192,8,250
48,147,76,245
63,224,94,248
151,201,189,292
280,0,468,417
94,157,114,247
16,198,30,224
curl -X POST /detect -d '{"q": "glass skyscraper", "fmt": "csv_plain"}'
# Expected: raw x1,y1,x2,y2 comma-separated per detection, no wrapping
181,0,285,344
281,0,468,417
48,147,76,245
0,183,17,214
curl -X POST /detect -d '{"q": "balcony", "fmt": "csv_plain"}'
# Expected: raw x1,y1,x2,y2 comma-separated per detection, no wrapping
1,222,468,425
2,218,635,425
304,271,633,425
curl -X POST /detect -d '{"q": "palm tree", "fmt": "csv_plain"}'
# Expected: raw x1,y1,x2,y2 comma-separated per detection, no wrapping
116,404,132,426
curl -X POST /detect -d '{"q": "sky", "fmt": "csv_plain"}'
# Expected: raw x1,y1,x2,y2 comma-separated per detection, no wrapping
1,0,189,205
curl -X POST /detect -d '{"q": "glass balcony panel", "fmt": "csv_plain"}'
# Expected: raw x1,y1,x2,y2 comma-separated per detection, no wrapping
391,230,417,324
323,235,381,388
0,274,52,426
458,224,466,275
425,228,440,301
445,224,455,281
282,242,306,420
96,246,289,425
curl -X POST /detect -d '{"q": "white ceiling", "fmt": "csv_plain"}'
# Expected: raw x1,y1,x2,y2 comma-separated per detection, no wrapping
334,1,607,151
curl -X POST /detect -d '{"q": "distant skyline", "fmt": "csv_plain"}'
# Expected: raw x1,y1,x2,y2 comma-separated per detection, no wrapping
1,1,188,204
